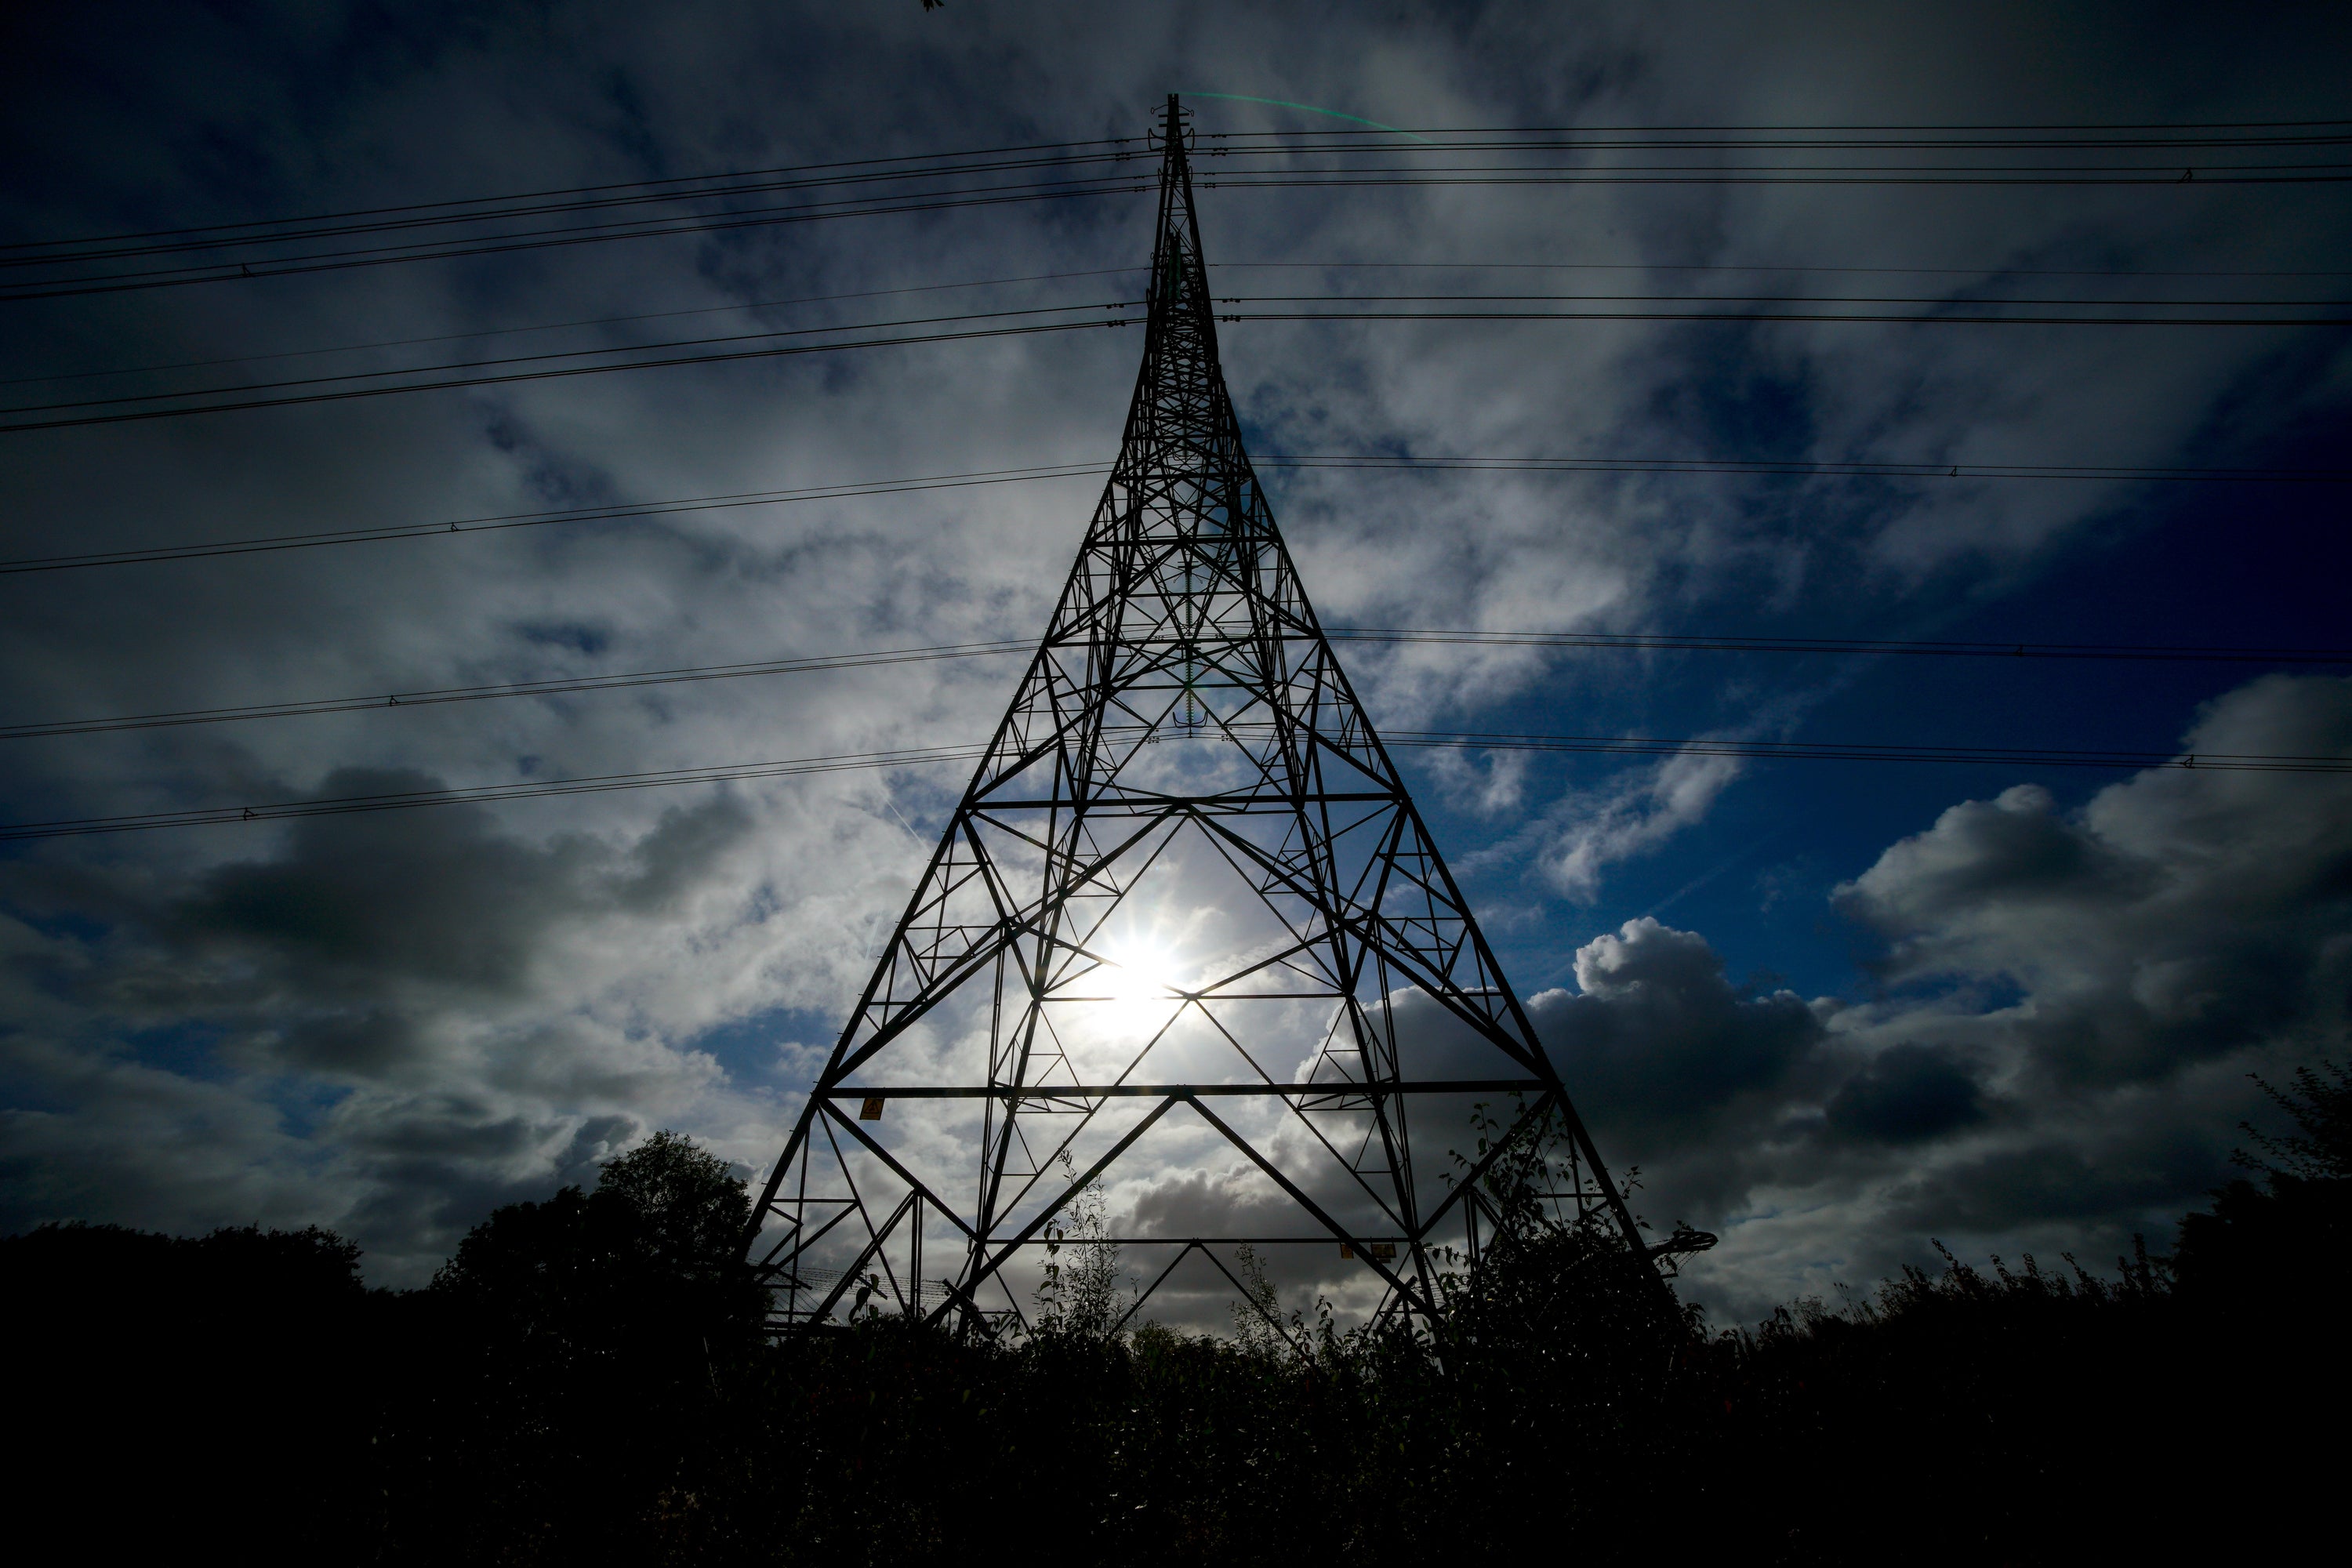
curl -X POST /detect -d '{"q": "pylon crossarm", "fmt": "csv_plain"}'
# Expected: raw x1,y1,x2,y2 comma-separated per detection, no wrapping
813,1099,979,1240
960,1094,1184,1304
1407,1087,1566,1242
1110,1241,1202,1335
755,1190,858,1269
1181,1004,1412,1230
1184,1093,1438,1316
1180,926,1347,997
1182,808,1548,1071
827,817,1171,1080
1193,1244,1312,1356
794,1191,917,1325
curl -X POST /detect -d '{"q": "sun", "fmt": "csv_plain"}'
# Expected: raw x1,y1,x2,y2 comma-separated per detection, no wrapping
1090,937,1185,1033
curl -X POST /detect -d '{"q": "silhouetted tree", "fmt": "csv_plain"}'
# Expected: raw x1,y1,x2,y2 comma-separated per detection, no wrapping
432,1128,762,1367
1,1222,374,1560
2176,1058,2352,1308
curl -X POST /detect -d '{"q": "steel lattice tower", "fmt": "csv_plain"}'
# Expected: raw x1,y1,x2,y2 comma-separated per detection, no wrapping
749,97,1655,1335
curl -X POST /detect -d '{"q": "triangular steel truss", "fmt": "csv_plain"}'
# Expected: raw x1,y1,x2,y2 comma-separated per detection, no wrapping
749,96,1652,1335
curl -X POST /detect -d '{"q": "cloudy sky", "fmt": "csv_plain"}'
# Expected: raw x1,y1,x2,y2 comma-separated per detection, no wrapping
2,1,2347,1327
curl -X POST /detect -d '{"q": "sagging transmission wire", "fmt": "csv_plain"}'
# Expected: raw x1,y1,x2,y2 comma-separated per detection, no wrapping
0,300,1142,434
9,629,2350,743
0,463,1116,573
1212,299,2352,329
22,117,2336,267
1189,164,2352,189
17,257,2346,394
10,288,2351,436
5,728,2344,842
7,452,2347,577
0,267,1149,389
10,118,2347,304
0,138,1140,259
1192,118,2352,142
0,140,1156,303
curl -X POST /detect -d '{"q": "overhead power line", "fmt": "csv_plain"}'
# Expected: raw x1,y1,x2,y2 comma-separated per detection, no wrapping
12,116,2343,304
1195,165,2352,185
1222,289,2352,308
18,274,2346,393
0,463,1112,573
1319,629,2352,662
0,267,1147,389
0,299,1139,427
0,641,1033,739
9,630,2347,743
0,169,1156,304
1221,260,2352,279
1270,455,2352,481
1193,118,2352,139
7,451,2344,576
13,288,2351,436
1221,304,2352,328
0,307,1137,434
1,138,1134,256
0,746,994,840
5,727,2342,841
1373,730,2352,772
16,118,2331,263
22,257,2342,392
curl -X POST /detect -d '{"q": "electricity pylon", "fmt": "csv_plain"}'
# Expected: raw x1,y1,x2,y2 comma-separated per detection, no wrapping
749,96,1657,1336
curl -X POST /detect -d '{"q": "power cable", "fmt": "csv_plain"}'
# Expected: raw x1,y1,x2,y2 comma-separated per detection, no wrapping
0,172,1156,304
0,642,1033,739
1,267,1146,389
1374,730,2352,772
19,120,2334,264
1320,630,2352,662
1224,306,2352,327
0,310,1137,435
17,270,2340,391
1194,166,2352,189
16,118,2321,262
13,125,2342,303
0,745,996,840
7,452,2343,577
13,285,2350,435
0,299,1134,426
0,463,1112,573
1267,456,2351,481
20,257,2340,392
2,147,1146,267
1222,289,2352,307
1192,117,2352,137
9,629,2347,743
5,728,2340,841
0,136,1137,254
1221,260,2352,279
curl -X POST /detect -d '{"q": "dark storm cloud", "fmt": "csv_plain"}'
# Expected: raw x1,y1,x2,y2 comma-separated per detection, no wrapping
1835,676,2352,1089
0,779,760,1272
1821,1043,1988,1146
1531,916,1827,1140
9,774,754,1069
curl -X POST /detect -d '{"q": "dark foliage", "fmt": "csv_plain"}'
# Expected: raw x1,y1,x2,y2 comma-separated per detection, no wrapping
2176,1060,2352,1313
9,1090,2348,1565
0,1221,373,1559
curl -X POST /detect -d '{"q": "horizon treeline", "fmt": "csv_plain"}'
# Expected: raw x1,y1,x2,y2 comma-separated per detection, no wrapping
7,1067,2347,1564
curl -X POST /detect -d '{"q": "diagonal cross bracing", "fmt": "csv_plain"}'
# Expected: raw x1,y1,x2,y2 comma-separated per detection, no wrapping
749,96,1651,1334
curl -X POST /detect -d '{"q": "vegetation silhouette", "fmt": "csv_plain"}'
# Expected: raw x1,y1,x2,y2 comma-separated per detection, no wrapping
8,1064,2346,1563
